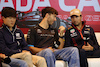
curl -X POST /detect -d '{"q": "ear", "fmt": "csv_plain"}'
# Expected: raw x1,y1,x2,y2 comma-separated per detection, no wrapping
45,13,49,18
2,16,5,21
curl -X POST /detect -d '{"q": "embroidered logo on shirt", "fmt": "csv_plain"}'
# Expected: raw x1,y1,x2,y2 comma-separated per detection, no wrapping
85,28,90,31
70,32,77,37
37,29,42,33
70,29,77,37
70,29,75,33
51,30,55,34
85,25,90,27
83,29,90,41
16,33,22,39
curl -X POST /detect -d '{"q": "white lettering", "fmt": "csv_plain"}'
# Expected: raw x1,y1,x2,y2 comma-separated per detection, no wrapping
57,15,62,19
59,0,75,12
0,0,14,11
0,0,100,12
16,0,32,11
32,0,51,11
85,15,100,21
85,15,93,21
93,15,100,21
78,0,100,11
63,15,68,20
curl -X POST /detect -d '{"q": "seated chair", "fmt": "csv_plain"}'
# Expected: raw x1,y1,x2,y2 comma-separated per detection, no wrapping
87,32,100,67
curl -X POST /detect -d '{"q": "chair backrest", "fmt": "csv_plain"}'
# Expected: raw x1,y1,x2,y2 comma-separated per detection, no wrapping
24,34,27,41
95,32,100,46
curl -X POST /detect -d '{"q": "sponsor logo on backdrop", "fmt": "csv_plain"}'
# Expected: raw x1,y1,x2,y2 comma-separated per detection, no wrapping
93,15,100,21
85,15,93,21
85,15,100,21
0,0,100,32
0,0,100,12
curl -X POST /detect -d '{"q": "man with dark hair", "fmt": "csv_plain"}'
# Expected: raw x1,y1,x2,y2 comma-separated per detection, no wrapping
64,9,100,67
27,7,80,67
0,7,47,67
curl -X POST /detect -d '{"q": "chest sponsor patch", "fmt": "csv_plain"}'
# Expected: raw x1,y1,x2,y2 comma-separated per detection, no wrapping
51,30,55,34
40,34,54,37
70,29,75,33
37,29,42,33
70,32,77,37
70,29,77,37
16,33,22,39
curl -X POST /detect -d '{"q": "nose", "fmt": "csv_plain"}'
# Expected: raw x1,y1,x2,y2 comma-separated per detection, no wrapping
11,19,14,22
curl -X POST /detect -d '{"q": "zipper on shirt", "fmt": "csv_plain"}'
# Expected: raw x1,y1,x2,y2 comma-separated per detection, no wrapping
17,41,20,46
72,23,85,45
6,26,17,42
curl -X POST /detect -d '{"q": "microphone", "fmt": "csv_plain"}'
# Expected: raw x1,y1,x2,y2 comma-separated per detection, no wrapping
83,30,90,46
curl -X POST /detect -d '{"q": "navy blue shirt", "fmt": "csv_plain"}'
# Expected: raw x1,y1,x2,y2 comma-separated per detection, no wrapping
0,25,29,56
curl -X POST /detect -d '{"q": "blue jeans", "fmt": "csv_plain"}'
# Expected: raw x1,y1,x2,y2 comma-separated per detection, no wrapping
9,58,28,67
37,47,80,67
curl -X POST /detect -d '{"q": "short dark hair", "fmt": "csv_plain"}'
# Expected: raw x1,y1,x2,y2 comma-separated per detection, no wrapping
1,7,16,18
41,7,58,18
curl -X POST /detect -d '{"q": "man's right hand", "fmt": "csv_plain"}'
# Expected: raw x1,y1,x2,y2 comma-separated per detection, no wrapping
0,54,6,59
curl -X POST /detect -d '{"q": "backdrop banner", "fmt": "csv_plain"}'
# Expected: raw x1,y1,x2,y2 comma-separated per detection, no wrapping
0,0,100,33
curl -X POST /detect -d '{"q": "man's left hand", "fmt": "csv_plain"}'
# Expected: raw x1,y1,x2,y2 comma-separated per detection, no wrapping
82,42,94,51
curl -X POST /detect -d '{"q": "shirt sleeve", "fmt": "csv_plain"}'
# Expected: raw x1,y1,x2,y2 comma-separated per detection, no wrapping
0,32,21,56
52,28,60,48
19,30,29,51
64,30,74,47
89,27,99,50
27,28,36,45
